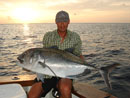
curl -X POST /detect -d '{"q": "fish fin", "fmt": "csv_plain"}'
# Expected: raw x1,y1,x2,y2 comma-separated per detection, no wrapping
100,63,120,89
38,61,46,68
36,73,44,82
100,70,112,89
67,69,91,80
38,61,58,77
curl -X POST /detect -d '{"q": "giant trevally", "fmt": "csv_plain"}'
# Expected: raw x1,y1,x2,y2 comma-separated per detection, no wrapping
17,48,119,89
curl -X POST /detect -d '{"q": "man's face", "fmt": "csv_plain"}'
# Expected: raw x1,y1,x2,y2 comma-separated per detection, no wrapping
56,21,70,32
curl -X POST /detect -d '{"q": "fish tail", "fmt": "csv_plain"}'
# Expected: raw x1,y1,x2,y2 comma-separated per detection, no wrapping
99,63,120,89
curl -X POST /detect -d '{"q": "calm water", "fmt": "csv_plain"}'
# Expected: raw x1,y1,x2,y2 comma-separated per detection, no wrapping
0,23,130,98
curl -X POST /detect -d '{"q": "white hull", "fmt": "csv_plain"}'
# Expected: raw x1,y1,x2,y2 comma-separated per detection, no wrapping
0,84,79,98
0,75,118,98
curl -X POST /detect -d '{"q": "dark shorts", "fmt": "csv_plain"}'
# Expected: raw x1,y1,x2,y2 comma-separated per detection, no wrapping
35,77,61,97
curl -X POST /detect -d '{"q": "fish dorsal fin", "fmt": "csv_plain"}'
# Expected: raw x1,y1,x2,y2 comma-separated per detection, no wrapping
40,48,85,64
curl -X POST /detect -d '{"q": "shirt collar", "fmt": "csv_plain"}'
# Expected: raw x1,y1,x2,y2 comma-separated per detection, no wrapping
55,29,71,39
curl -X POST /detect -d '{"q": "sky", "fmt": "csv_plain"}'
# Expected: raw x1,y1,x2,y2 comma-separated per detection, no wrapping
0,0,130,23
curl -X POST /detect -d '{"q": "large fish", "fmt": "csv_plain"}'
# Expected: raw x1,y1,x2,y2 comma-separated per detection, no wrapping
17,48,119,89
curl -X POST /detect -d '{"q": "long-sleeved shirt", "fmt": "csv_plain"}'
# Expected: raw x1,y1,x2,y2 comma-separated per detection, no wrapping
43,29,82,56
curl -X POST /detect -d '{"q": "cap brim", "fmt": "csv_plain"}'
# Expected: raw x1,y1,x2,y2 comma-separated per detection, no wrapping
56,18,69,22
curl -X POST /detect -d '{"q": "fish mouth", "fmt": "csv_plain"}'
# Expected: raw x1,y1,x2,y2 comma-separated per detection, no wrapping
17,57,24,63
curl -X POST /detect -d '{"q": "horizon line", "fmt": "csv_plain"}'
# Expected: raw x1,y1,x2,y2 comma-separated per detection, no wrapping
0,22,130,24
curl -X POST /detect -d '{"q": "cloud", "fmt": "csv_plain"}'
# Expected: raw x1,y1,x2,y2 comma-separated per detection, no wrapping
1,0,130,11
44,0,130,11
0,0,130,23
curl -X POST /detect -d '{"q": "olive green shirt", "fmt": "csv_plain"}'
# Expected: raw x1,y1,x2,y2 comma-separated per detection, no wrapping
40,29,82,79
43,29,82,56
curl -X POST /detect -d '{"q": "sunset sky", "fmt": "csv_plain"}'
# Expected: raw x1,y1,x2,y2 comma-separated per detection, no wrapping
0,0,130,23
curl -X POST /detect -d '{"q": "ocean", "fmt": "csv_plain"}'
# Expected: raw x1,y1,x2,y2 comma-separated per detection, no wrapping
0,23,130,98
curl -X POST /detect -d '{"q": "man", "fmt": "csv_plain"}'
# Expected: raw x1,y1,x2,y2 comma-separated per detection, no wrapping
28,10,84,98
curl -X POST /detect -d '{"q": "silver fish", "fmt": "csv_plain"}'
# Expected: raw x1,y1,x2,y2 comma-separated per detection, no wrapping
17,48,119,89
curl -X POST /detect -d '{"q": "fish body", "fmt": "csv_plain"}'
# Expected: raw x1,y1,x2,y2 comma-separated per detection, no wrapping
17,48,119,89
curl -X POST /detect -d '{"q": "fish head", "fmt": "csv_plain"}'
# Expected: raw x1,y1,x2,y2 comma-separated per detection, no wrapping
17,48,41,66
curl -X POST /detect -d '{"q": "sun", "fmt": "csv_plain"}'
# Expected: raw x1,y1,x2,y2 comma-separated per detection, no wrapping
11,7,39,23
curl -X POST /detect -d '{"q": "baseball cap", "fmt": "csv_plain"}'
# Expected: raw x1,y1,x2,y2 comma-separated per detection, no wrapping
55,11,70,22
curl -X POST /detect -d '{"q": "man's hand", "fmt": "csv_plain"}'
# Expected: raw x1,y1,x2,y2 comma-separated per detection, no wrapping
80,55,85,61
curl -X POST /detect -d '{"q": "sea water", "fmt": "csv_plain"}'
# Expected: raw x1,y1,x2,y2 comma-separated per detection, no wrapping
0,23,130,98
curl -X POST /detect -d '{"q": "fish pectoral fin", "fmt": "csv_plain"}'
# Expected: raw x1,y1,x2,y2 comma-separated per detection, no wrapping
38,61,57,77
38,61,46,68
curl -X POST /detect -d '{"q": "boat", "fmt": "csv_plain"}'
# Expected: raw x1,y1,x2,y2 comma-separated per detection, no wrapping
0,74,118,98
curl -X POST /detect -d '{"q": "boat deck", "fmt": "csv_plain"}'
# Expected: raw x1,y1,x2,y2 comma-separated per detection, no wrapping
0,74,118,98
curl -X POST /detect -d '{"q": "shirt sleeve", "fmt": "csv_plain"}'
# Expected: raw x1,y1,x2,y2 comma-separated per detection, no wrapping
73,34,82,56
43,32,50,48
